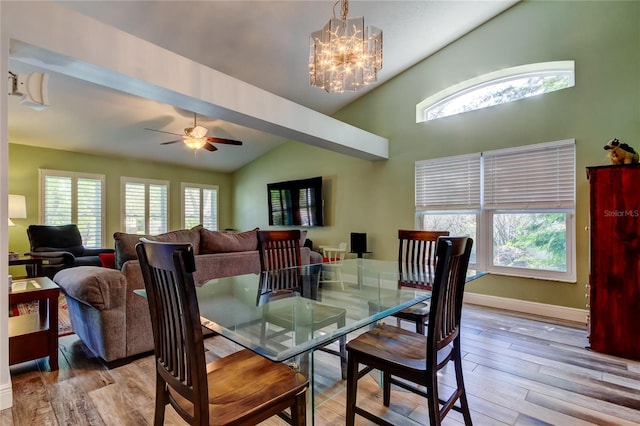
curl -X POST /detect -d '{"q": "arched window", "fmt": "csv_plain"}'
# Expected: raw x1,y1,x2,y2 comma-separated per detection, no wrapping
416,61,575,122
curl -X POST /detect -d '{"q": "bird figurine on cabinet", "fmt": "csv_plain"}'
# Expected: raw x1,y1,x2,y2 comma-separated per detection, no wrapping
604,138,639,164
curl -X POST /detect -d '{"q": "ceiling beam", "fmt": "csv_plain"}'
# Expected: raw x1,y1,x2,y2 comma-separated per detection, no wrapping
3,1,388,161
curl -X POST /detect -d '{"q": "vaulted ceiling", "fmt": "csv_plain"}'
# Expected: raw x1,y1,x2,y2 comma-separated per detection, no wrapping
8,1,517,172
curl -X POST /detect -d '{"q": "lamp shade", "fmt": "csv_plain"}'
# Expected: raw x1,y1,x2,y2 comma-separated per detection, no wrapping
8,194,26,226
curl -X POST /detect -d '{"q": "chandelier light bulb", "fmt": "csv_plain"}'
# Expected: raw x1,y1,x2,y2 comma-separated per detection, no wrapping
309,0,382,93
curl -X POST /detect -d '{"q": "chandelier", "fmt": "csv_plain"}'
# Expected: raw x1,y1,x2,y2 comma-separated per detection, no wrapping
309,0,383,93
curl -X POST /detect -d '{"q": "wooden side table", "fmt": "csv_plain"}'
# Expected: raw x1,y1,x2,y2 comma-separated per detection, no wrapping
8,276,59,370
9,256,43,278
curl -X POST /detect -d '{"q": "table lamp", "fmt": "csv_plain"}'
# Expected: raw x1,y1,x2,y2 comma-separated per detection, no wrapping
8,194,27,226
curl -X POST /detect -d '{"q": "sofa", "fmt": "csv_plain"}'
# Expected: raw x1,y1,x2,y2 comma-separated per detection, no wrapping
53,226,321,364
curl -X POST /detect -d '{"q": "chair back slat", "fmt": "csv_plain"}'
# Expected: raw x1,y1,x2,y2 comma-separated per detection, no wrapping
398,230,450,289
136,238,209,424
258,230,302,271
427,237,473,355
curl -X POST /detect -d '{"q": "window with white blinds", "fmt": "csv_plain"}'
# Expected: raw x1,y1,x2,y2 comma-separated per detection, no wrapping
415,153,481,211
39,169,105,247
415,139,576,282
182,183,218,230
121,177,169,235
483,139,575,210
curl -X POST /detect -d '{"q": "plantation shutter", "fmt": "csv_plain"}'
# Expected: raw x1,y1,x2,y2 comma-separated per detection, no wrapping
415,153,481,211
149,184,167,234
43,175,72,225
202,187,218,230
77,178,103,247
183,185,218,230
484,139,575,209
123,178,169,234
124,182,146,234
41,170,104,247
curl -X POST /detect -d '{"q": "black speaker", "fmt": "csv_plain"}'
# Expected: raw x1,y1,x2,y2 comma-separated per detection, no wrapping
350,232,367,253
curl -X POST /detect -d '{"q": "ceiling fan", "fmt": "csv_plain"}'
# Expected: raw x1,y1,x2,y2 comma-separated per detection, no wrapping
145,113,243,152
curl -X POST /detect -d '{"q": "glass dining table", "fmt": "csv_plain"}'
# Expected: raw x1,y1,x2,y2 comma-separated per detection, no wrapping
137,258,485,423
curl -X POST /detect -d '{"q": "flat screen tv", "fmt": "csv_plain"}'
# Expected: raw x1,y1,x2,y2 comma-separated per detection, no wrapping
267,176,324,227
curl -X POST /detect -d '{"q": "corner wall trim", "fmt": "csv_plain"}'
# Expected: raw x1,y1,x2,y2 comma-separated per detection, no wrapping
0,381,13,410
464,293,588,324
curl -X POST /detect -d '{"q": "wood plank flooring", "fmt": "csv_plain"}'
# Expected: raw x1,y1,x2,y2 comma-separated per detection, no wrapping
2,304,639,425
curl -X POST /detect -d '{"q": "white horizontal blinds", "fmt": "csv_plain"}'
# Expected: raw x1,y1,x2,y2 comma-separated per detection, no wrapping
484,139,575,209
415,153,481,211
124,182,146,234
184,186,201,229
77,178,103,248
149,184,168,234
43,175,72,224
202,187,218,230
41,171,104,247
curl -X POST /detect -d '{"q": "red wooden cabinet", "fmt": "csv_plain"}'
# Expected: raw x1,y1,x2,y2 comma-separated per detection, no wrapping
587,165,640,360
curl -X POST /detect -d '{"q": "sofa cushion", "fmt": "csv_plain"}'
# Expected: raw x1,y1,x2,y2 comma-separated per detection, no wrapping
114,229,201,270
200,228,258,254
54,266,127,310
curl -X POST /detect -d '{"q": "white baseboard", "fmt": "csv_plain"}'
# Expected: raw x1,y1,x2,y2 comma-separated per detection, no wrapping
464,293,588,324
0,381,13,410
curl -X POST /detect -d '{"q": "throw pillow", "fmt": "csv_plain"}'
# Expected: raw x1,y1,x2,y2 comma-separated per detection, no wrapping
200,228,259,254
113,229,201,270
99,252,116,269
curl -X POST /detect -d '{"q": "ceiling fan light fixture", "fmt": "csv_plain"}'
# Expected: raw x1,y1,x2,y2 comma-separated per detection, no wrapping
183,138,207,150
187,125,208,139
309,0,382,93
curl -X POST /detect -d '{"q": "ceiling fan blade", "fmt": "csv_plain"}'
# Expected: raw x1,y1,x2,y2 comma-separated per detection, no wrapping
203,142,218,152
205,137,243,146
160,140,182,145
145,128,183,137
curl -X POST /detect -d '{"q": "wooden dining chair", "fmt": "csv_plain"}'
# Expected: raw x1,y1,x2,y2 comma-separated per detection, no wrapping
346,236,474,426
394,229,450,334
257,230,348,379
136,238,308,426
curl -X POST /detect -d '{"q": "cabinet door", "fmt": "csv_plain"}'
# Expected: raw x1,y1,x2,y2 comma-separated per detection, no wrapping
589,166,640,359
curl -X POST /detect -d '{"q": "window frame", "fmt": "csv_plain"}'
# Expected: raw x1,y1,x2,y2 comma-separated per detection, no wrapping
416,61,575,123
181,182,219,230
415,139,576,282
39,168,106,247
120,176,170,235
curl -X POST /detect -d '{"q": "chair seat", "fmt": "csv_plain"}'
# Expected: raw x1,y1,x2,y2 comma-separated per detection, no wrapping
397,300,431,317
347,324,452,373
169,349,308,425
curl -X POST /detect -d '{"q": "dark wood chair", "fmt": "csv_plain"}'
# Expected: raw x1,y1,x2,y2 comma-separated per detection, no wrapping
257,230,348,379
346,236,474,426
394,229,450,334
136,238,308,426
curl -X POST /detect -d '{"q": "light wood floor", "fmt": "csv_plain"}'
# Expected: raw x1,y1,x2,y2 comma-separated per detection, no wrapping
2,304,640,425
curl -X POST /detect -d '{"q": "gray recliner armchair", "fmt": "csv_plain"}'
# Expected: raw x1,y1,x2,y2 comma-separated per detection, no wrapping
27,224,114,278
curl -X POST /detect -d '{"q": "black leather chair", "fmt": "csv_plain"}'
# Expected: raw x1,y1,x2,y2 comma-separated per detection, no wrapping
27,224,114,278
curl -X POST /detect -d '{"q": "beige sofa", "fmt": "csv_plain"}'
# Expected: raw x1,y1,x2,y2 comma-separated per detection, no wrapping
54,227,321,364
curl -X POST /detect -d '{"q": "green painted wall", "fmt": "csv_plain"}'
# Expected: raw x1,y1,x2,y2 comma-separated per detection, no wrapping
233,1,640,309
8,143,233,273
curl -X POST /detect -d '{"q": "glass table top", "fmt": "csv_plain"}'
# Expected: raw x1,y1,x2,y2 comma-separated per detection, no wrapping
187,259,484,362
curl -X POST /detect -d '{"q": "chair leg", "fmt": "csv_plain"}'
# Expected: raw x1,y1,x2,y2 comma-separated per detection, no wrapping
427,366,442,426
345,352,359,426
154,375,168,426
339,335,347,380
453,341,473,425
417,317,425,335
382,371,393,406
290,390,307,426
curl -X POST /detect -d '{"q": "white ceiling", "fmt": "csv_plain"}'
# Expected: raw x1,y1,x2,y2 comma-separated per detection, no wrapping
8,0,517,172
